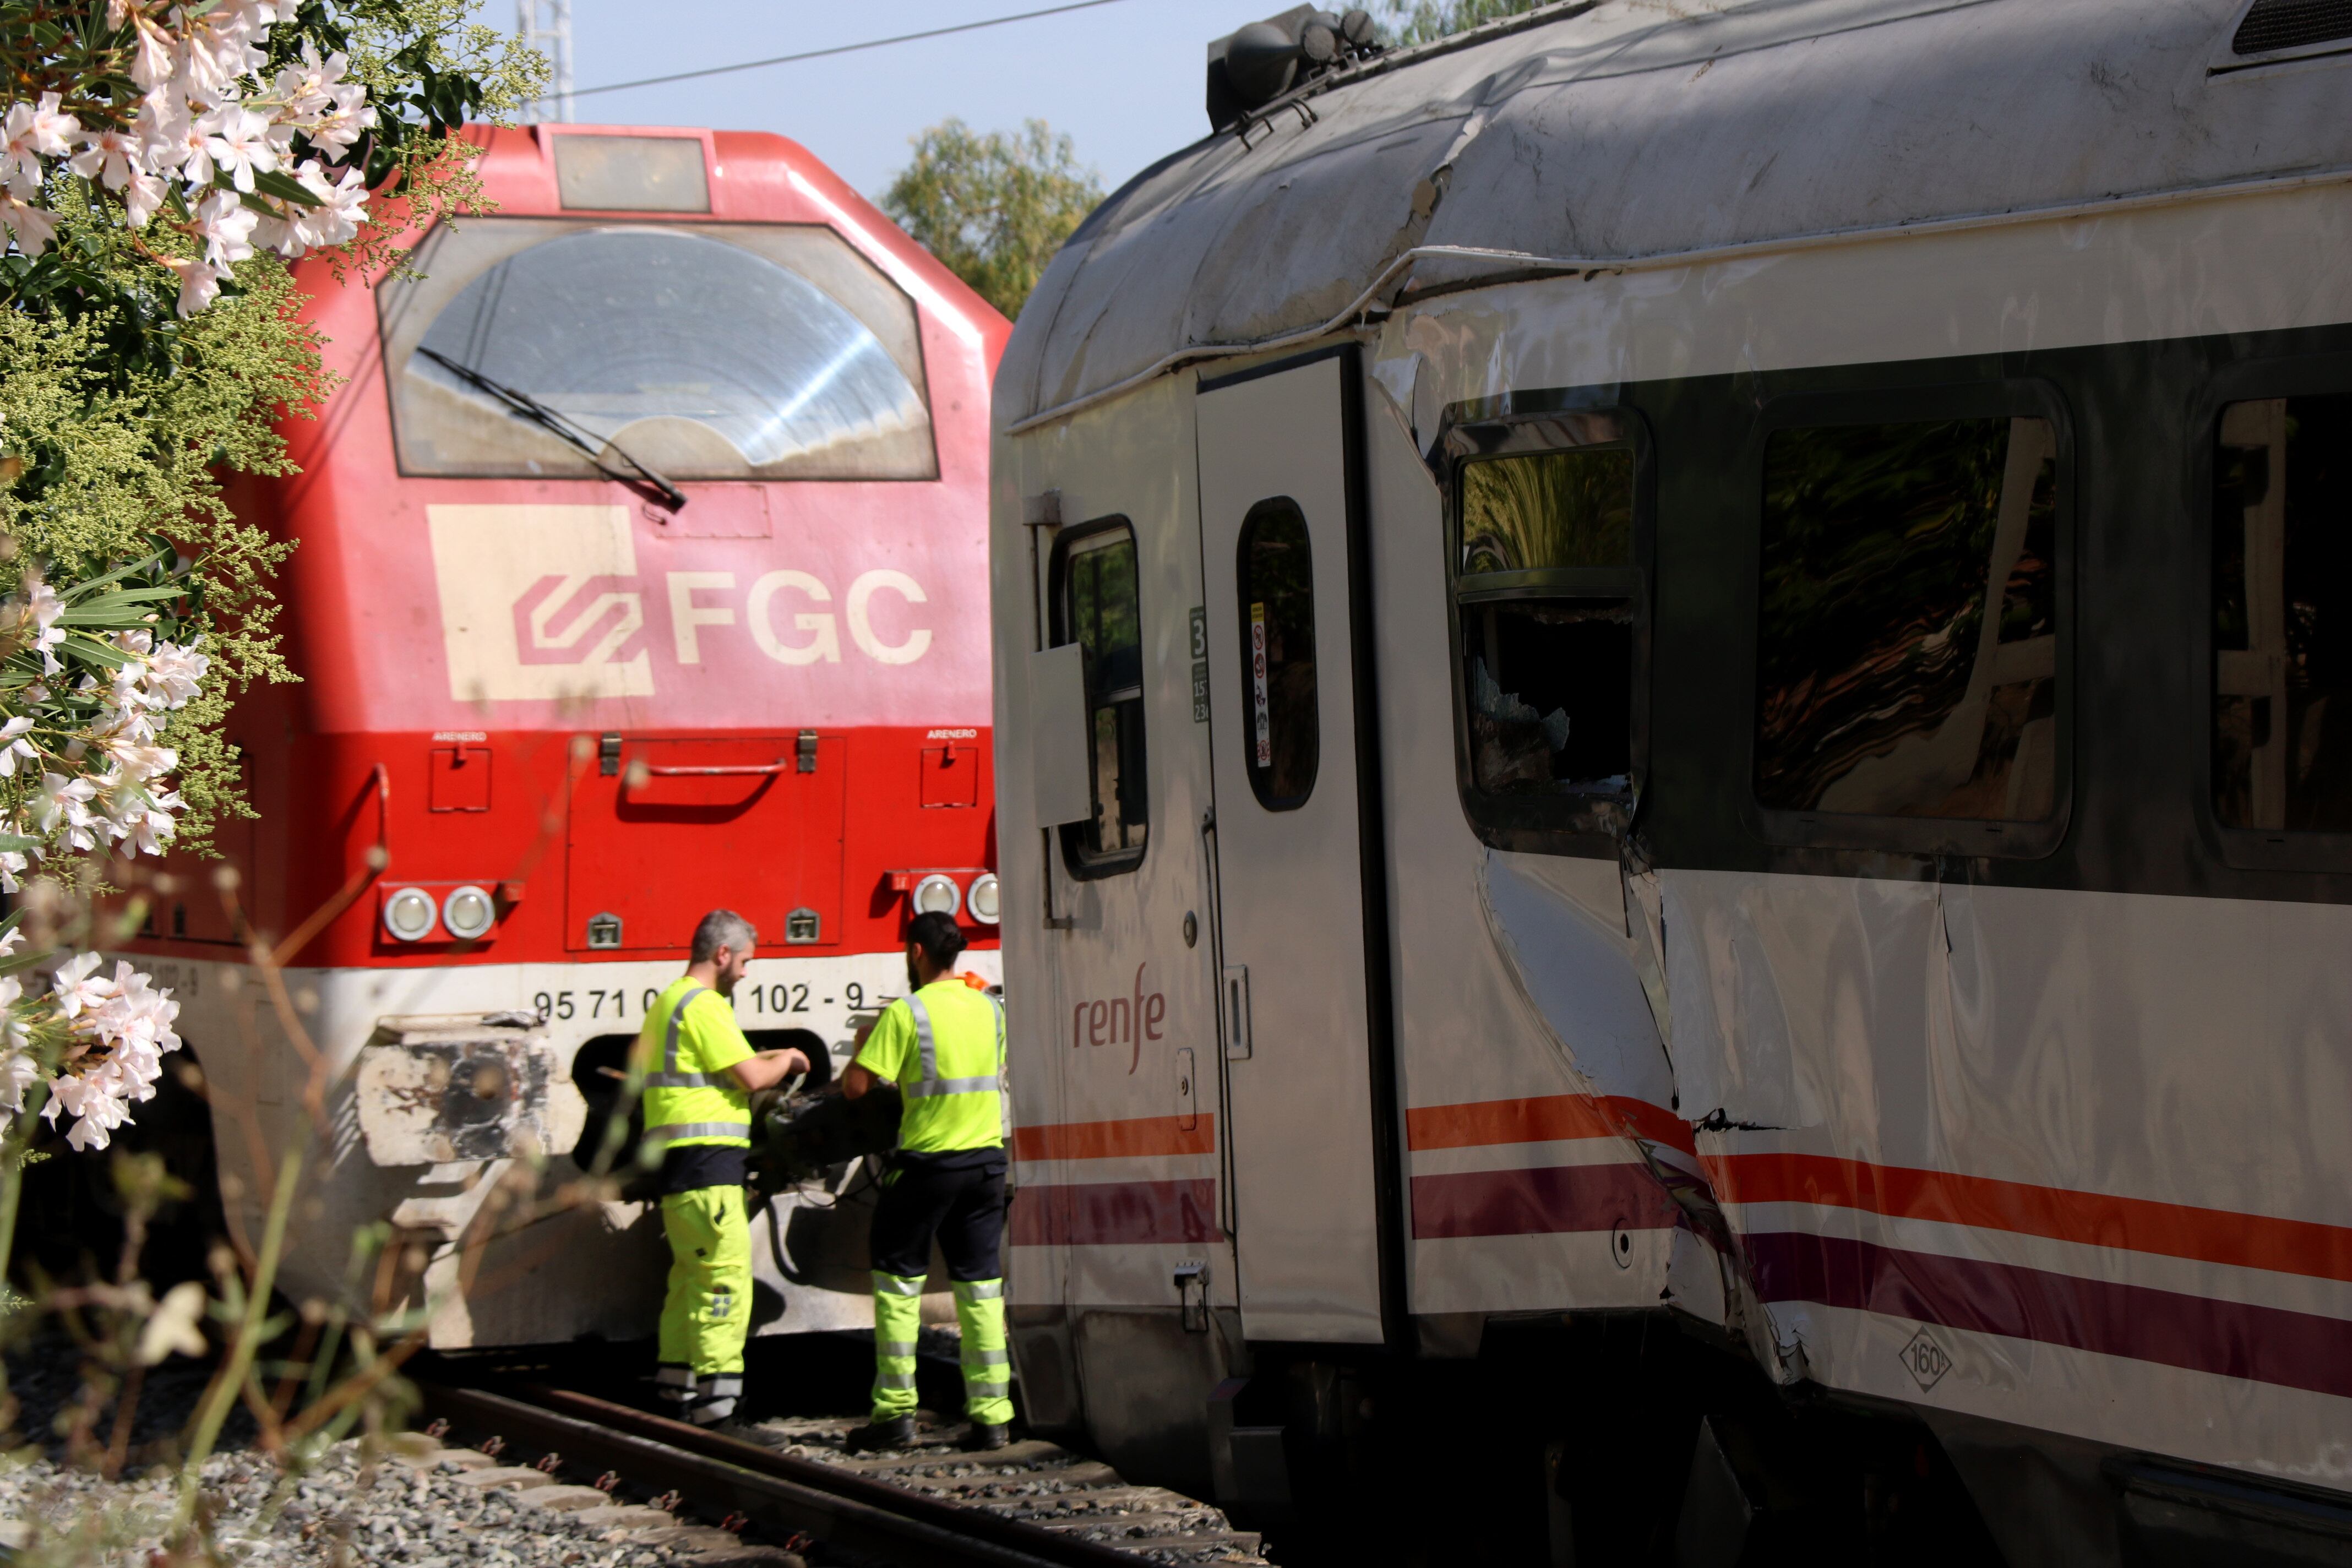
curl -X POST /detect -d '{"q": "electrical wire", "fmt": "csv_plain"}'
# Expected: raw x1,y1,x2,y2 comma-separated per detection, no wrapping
569,0,1144,99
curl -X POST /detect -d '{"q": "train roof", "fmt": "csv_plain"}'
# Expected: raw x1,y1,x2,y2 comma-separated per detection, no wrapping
997,0,2352,431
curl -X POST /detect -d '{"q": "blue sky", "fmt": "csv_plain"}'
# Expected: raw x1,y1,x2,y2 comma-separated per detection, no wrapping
559,0,1247,205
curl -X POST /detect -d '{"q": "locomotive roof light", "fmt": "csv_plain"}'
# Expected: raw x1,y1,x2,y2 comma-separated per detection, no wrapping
442,885,497,941
384,887,438,943
968,873,1001,925
910,872,962,919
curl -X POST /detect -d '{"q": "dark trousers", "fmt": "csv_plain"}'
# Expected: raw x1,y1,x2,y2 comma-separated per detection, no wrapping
869,1155,1008,1281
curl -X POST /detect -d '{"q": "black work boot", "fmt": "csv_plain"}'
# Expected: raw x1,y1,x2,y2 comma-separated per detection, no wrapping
961,1420,1010,1452
843,1415,918,1453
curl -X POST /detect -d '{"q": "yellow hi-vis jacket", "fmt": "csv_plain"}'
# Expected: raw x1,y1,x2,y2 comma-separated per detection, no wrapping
852,978,1007,1153
635,978,754,1152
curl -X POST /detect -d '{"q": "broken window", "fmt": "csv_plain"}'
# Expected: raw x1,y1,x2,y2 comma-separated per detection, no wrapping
1754,416,2060,823
2213,394,2352,832
1456,443,1639,801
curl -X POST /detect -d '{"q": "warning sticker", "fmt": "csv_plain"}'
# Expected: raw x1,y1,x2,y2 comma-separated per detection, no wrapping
1250,603,1271,767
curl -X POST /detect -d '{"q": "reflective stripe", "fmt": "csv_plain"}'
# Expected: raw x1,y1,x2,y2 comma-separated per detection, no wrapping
873,1272,925,1297
665,985,709,1073
965,1380,1010,1397
905,1075,999,1098
910,995,939,1088
645,1121,750,1144
875,1371,917,1390
643,1071,725,1088
704,1375,744,1395
656,1364,693,1387
874,1340,918,1358
961,1347,1010,1366
953,1279,1004,1300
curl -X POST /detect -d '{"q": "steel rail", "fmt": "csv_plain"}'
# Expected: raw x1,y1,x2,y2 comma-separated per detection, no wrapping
417,1382,1148,1568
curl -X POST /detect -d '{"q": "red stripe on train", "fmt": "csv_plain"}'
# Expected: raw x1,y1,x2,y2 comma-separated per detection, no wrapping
1404,1094,1696,1156
1748,1231,2352,1402
1711,1152,2352,1287
1009,1178,1221,1246
1410,1162,1680,1240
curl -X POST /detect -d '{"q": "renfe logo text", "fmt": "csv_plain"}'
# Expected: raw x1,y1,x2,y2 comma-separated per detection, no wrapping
1074,962,1165,1075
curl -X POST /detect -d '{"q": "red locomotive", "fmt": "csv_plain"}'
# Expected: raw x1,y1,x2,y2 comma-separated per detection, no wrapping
116,123,1008,1346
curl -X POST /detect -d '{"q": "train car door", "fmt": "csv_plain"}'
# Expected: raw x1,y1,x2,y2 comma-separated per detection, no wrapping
1194,349,1396,1346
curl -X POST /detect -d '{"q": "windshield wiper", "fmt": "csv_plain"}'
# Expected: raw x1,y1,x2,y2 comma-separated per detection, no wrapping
415,345,688,513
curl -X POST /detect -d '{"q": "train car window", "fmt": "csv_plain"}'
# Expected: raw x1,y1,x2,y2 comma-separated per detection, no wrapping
1754,416,2060,825
378,218,934,482
2213,394,2352,832
1237,499,1320,809
1457,449,1637,802
1055,524,1148,872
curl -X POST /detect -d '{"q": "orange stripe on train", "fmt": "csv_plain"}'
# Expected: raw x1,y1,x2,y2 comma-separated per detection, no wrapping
1012,1114,1217,1162
1708,1152,2352,1287
1404,1094,1695,1156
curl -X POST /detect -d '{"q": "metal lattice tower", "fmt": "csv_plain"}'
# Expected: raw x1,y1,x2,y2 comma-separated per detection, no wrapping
518,0,575,123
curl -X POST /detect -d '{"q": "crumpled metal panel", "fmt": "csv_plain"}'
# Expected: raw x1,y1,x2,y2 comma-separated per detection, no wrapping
355,1014,569,1166
1000,0,2352,426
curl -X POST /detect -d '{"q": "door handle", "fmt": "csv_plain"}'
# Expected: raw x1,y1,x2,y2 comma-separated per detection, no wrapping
638,760,791,777
1222,965,1251,1060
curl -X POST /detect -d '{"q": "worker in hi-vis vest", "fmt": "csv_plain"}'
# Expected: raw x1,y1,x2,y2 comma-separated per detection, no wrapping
633,910,808,1433
839,910,1012,1452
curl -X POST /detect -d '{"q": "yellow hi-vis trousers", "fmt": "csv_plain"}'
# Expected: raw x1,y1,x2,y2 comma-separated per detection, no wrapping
870,1272,1012,1427
657,1185,751,1425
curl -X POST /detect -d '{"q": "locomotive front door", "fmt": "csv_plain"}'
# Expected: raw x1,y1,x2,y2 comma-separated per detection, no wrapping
1195,349,1397,1346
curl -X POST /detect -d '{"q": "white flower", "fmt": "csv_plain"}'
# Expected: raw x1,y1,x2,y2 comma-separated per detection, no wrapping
26,771,97,850
123,168,166,230
102,734,175,781
49,950,106,1020
0,851,24,894
128,19,178,92
165,256,217,317
272,43,342,121
0,928,22,958
137,1281,209,1365
200,105,274,193
4,91,82,165
290,159,367,252
0,715,36,778
133,88,188,171
0,1052,35,1115
142,639,206,707
0,192,57,255
302,85,374,157
0,569,67,670
46,1073,130,1152
193,187,256,269
69,127,138,190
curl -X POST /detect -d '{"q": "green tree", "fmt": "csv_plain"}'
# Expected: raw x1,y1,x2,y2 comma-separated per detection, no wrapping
883,118,1103,320
1380,0,1544,47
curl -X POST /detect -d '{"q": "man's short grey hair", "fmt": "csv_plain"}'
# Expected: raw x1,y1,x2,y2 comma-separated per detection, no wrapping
691,910,757,964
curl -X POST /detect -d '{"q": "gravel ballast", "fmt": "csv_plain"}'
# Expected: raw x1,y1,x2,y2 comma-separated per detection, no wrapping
0,1432,805,1566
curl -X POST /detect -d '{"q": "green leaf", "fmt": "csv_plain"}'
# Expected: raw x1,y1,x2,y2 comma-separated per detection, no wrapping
248,167,325,209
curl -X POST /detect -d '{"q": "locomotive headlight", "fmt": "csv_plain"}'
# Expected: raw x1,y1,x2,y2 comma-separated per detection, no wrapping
383,886,438,942
911,872,962,919
968,873,1001,925
442,884,497,941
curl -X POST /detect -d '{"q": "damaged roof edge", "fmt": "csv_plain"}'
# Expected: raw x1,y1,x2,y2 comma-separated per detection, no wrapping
998,0,2352,433
1004,160,2352,437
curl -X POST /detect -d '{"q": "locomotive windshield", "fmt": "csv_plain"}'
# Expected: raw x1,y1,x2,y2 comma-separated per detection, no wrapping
378,218,935,481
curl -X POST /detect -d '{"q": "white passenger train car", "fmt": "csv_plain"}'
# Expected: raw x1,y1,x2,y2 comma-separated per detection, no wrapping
990,1,2352,1560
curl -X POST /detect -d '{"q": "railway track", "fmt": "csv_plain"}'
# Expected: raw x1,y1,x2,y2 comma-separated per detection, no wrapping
417,1381,1267,1568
